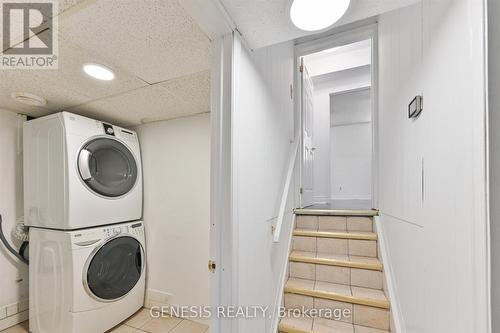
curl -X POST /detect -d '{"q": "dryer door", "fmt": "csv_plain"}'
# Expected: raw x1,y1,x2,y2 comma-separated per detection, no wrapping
78,137,138,198
85,236,144,301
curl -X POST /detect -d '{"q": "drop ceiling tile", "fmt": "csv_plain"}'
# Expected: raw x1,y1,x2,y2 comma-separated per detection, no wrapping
3,0,87,51
0,99,51,117
0,31,148,118
68,81,207,127
59,0,212,84
55,33,149,98
65,99,132,126
57,0,88,14
159,70,210,114
220,0,421,49
0,69,88,117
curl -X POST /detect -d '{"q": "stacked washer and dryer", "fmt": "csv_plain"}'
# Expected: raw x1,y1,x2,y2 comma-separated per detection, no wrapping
23,112,146,333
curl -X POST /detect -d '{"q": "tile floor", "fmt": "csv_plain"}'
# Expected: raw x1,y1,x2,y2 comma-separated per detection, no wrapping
305,200,373,211
0,308,209,333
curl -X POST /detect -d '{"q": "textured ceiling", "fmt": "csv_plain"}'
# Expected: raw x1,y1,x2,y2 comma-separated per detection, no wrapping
70,70,210,126
1,0,212,127
59,0,211,84
1,0,420,126
220,0,420,49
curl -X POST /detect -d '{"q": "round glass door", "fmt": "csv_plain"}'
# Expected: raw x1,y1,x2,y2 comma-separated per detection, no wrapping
78,138,138,198
86,236,143,301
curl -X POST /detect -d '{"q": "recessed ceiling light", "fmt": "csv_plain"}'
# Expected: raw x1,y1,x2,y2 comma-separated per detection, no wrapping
11,92,47,106
83,63,115,81
289,0,351,32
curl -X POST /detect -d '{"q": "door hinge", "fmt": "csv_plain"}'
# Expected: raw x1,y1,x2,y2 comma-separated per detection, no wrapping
299,187,303,194
299,64,304,73
208,260,216,273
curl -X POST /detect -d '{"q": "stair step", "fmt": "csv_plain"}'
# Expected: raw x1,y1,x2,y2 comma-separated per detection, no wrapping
284,278,390,309
294,208,379,217
294,229,378,241
279,322,310,333
297,215,374,233
289,251,383,271
278,317,390,333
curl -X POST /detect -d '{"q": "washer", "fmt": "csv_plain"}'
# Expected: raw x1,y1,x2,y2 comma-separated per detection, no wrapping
29,221,146,333
24,111,142,230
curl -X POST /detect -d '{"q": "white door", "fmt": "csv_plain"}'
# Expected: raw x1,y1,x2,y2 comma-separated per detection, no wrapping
300,58,314,207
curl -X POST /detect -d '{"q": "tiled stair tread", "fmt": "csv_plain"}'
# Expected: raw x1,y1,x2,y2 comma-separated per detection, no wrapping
278,317,390,333
294,229,378,241
289,251,383,271
294,208,379,217
284,278,390,309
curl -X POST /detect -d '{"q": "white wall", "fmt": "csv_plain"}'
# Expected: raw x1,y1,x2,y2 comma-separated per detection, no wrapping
136,113,210,321
0,109,28,329
330,89,372,200
378,1,488,332
311,66,371,203
488,0,500,330
311,81,332,203
231,35,295,333
305,39,371,77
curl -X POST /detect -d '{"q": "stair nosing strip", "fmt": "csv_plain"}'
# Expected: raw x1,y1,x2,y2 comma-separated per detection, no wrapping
289,254,383,271
284,285,390,309
293,230,378,241
278,323,312,333
294,209,379,217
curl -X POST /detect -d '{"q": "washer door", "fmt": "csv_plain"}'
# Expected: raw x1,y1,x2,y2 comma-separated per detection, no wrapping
78,138,138,198
86,236,143,301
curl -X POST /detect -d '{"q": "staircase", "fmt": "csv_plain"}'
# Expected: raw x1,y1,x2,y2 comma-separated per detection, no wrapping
278,210,391,333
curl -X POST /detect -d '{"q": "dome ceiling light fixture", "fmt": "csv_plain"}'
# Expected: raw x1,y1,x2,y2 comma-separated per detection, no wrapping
11,92,47,106
83,63,115,81
289,0,351,32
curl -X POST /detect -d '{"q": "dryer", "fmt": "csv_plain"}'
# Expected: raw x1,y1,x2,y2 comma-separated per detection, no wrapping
24,112,142,230
29,221,146,333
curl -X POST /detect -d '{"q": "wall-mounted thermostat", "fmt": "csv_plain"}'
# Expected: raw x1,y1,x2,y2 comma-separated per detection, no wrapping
408,95,423,118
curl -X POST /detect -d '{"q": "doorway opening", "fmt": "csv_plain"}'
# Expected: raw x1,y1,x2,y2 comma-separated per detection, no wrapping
297,29,377,210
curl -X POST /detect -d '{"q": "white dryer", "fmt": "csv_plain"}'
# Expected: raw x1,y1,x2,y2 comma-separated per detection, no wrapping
29,221,146,333
24,112,142,230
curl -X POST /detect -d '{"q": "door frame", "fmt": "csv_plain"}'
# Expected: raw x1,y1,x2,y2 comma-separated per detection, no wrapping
298,57,315,208
209,33,235,333
294,23,379,208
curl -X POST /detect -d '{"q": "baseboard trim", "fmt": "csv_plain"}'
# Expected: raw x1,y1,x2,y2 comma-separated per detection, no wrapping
329,196,372,200
143,296,209,326
270,213,296,333
312,196,329,204
0,310,28,331
374,215,404,333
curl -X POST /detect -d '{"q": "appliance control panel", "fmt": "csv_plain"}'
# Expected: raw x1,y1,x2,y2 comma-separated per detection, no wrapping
103,225,126,237
71,221,144,248
128,222,145,238
103,123,115,136
103,222,144,239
